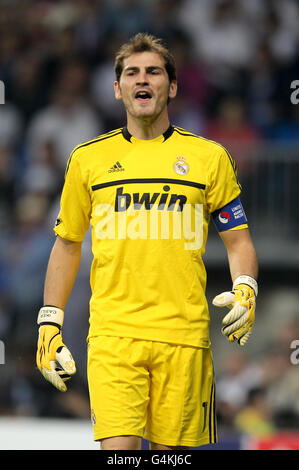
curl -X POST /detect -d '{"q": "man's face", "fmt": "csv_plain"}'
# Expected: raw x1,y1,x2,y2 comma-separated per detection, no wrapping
114,51,177,121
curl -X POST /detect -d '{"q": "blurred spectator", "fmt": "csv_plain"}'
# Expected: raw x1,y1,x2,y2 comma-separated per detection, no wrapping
0,102,23,150
26,60,103,174
263,0,299,66
22,142,63,198
234,387,276,438
179,0,258,79
5,192,54,342
0,25,23,99
74,0,114,65
172,34,211,108
244,43,280,131
169,95,207,136
0,261,13,341
205,95,261,175
262,321,299,421
0,147,16,234
91,37,126,130
147,0,185,44
6,343,40,417
41,1,80,33
108,0,151,39
40,25,82,98
267,105,299,144
216,351,264,427
10,53,46,122
267,364,299,422
199,0,257,70
168,34,211,134
0,103,23,231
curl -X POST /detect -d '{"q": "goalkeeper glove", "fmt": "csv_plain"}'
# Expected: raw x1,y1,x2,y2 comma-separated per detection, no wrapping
212,275,258,346
36,306,76,392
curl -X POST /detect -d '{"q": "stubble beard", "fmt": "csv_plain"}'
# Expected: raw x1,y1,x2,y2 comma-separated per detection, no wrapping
121,85,170,124
129,96,169,125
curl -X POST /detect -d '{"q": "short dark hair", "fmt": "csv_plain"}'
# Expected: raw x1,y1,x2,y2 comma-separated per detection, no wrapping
114,33,177,83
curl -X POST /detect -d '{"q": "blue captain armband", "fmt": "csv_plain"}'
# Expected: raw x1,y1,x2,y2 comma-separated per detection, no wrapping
212,197,248,232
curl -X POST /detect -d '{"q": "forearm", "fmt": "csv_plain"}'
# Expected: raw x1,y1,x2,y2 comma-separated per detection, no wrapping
43,236,82,310
215,228,258,346
220,228,258,283
227,238,258,283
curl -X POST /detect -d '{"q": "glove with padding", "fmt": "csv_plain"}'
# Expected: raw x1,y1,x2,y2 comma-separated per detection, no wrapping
36,306,76,392
212,275,258,346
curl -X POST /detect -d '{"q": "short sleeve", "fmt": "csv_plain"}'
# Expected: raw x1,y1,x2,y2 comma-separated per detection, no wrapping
206,147,241,214
54,151,91,241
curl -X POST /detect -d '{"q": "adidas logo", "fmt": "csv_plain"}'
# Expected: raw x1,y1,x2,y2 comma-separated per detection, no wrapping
108,161,125,173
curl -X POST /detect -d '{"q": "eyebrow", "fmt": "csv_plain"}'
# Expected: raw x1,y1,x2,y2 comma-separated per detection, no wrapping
124,65,164,73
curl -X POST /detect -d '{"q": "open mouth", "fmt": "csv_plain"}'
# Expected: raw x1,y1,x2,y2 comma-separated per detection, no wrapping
135,90,152,102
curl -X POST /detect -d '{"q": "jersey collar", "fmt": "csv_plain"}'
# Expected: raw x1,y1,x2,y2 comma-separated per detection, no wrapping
122,125,174,143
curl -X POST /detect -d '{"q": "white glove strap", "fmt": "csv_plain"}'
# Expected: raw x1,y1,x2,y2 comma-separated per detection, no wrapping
233,275,258,297
37,306,64,327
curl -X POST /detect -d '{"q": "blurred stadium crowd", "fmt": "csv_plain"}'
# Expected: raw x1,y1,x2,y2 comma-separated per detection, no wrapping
0,0,299,447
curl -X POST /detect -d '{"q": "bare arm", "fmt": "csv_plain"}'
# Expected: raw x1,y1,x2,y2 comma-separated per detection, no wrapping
43,235,82,310
214,228,258,345
219,228,258,283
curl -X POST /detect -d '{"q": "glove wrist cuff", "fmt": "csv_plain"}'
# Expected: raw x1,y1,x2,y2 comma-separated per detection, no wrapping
233,275,258,296
37,306,64,327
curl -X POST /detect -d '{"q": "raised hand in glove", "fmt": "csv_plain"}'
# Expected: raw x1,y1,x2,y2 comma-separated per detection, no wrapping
212,275,258,346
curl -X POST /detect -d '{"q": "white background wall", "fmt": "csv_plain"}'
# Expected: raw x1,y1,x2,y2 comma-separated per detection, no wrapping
0,417,99,450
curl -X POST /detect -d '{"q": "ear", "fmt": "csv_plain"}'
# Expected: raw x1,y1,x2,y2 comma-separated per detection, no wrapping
114,81,122,100
168,80,178,100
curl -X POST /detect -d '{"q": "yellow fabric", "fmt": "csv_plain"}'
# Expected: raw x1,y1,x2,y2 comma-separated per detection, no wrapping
87,336,217,447
230,224,248,231
54,126,242,347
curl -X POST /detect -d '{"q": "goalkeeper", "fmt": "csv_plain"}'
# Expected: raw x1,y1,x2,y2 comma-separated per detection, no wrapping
36,33,258,450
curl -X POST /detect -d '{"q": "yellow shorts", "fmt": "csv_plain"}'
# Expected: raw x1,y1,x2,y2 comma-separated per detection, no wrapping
87,336,217,447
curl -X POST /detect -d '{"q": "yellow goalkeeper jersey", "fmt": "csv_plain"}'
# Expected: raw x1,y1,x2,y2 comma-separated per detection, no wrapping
54,125,244,348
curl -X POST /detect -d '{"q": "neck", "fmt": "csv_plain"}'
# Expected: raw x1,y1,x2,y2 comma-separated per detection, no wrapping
126,110,170,140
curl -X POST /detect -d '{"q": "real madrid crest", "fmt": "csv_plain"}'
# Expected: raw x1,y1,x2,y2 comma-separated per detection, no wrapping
174,156,189,175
